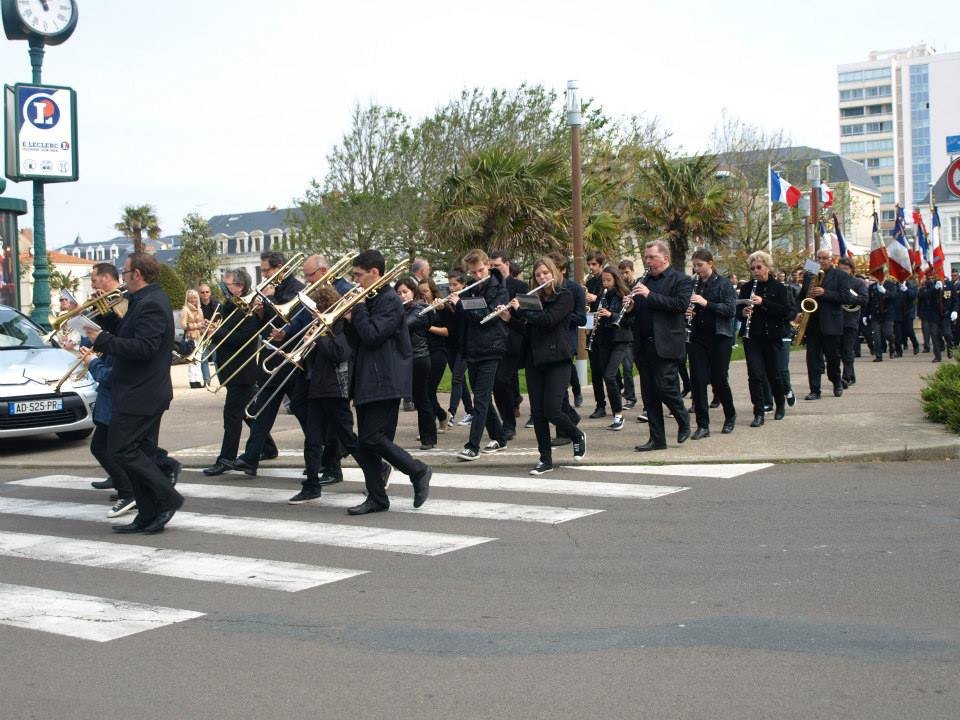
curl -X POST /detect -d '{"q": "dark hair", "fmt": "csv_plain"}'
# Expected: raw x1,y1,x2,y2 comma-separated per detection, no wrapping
489,249,510,263
395,276,422,300
547,251,568,272
600,265,630,297
837,256,855,270
586,251,606,265
617,259,634,272
509,260,521,278
353,249,385,275
260,251,286,269
92,262,119,281
418,276,441,301
224,267,252,295
691,247,714,263
126,252,161,283
447,269,466,286
310,283,340,310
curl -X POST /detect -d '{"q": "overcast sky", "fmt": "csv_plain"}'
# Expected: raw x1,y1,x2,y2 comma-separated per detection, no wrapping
1,0,957,249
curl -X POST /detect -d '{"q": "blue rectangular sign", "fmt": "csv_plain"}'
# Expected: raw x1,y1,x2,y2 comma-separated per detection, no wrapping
947,135,960,154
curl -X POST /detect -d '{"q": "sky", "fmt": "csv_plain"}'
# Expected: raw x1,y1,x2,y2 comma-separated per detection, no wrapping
1,0,958,250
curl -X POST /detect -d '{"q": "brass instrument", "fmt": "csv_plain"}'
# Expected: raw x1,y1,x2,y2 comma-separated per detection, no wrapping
44,286,127,343
245,262,408,419
54,350,100,394
741,278,759,340
793,270,823,347
261,253,353,324
418,275,490,316
479,279,552,325
174,308,222,364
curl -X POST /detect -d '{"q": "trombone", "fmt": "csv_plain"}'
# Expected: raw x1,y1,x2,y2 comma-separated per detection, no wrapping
417,275,490,316
245,262,408,419
174,307,222,364
480,279,552,324
44,287,127,343
259,252,354,325
53,350,99,394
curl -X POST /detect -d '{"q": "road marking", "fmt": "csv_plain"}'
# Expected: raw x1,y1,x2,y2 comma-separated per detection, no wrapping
562,463,773,479
174,446,540,458
10,476,602,525
0,582,203,642
0,530,365,592
0,498,494,557
248,468,688,500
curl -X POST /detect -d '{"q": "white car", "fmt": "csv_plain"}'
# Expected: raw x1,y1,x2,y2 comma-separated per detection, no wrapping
0,304,97,441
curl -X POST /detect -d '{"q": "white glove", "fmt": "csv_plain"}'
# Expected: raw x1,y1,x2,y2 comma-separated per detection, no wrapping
900,282,907,291
952,311,958,322
877,284,886,294
862,316,868,326
935,281,943,290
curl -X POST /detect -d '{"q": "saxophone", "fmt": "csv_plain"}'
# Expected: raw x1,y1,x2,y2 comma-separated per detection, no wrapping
793,270,823,346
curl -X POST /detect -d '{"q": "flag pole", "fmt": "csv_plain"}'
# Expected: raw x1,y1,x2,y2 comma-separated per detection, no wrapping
767,164,773,255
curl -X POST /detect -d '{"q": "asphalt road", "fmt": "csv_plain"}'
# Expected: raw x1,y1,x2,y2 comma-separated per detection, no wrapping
0,458,958,720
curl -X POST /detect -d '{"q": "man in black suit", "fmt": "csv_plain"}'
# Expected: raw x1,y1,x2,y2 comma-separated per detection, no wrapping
344,250,431,515
836,257,868,386
489,250,527,442
630,240,693,451
802,249,853,399
85,253,183,534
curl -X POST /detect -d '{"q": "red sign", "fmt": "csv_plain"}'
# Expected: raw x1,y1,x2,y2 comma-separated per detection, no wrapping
948,157,960,198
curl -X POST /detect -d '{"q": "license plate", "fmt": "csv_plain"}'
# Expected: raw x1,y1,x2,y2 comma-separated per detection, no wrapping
9,398,64,415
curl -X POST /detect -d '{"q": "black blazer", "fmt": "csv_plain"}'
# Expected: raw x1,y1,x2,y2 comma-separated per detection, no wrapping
458,269,509,361
347,285,412,406
93,282,174,417
517,287,575,368
843,276,868,329
631,267,693,361
308,319,351,400
801,267,852,336
212,299,264,386
690,272,737,338
736,277,793,341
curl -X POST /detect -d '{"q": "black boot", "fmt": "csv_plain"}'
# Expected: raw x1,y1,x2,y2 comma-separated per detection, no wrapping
774,402,785,420
750,411,765,427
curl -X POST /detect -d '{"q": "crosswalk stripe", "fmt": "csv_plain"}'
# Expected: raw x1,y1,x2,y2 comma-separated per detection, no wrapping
563,463,773,479
0,498,494,557
0,530,365,592
10,476,603,525
0,582,203,642
249,468,688,500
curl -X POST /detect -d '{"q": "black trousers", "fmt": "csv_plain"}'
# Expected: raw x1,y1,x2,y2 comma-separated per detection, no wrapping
428,348,448,423
354,399,428,509
219,383,255,461
899,318,918,353
840,326,859,383
805,329,842,393
108,411,182,523
90,421,133,498
588,344,606,409
744,337,784,413
634,339,689,446
304,396,356,488
412,355,436,445
596,341,630,414
447,352,473,415
569,361,581,396
526,360,581,465
921,318,945,360
620,353,636,402
688,334,735,429
493,353,521,433
240,370,308,465
466,358,506,452
870,319,895,358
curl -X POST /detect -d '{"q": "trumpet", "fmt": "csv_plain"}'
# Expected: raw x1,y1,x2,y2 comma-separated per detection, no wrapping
260,253,354,325
480,279,552,325
45,287,127,343
245,262,408,419
418,275,490,316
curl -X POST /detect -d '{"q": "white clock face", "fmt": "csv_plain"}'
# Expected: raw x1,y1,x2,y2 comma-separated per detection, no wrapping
17,0,74,36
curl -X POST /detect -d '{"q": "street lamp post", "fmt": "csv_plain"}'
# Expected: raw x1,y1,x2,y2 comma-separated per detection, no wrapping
807,159,822,258
27,38,52,328
566,80,587,386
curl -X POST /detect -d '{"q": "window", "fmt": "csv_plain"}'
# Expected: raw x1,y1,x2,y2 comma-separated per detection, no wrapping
864,157,894,168
72,249,81,258
839,88,864,101
95,246,105,261
841,139,893,154
871,174,894,187
251,231,264,254
85,248,94,260
110,245,119,260
950,217,960,245
865,121,892,133
841,124,864,136
881,210,896,222
880,192,895,204
838,67,891,84
236,232,249,254
864,85,892,98
841,106,865,118
866,103,893,115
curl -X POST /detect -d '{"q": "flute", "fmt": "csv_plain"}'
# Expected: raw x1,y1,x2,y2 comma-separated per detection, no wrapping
480,279,552,324
418,275,490,316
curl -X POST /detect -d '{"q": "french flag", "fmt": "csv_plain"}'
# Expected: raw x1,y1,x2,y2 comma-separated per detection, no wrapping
907,207,925,280
868,211,887,281
833,213,852,258
931,206,946,280
770,169,801,208
820,182,835,207
912,209,930,266
887,206,912,282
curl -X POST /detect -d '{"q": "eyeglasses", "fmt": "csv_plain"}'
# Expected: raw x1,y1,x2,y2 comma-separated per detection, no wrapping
121,269,134,276
750,265,765,270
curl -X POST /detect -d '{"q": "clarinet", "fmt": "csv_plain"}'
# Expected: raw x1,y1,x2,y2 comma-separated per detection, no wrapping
587,288,609,352
685,275,703,342
742,278,759,340
612,273,649,328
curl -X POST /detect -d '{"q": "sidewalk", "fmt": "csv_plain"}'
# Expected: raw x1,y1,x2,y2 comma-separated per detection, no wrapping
2,350,958,470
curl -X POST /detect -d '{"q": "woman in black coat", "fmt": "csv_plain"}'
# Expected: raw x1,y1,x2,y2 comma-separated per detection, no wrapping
686,247,738,437
505,256,586,475
592,265,634,431
418,278,452,430
396,277,436,450
737,251,793,428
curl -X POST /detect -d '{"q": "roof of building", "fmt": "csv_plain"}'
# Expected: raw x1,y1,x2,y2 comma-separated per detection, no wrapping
208,207,304,236
20,251,96,266
714,146,879,194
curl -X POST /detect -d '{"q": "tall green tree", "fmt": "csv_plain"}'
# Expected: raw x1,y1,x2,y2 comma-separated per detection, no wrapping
115,204,161,254
175,213,218,289
630,150,735,270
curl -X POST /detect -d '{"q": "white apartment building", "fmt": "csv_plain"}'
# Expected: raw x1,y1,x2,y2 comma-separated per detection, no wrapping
837,44,960,228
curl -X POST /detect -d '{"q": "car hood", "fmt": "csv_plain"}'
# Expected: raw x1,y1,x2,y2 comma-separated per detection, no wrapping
0,347,81,388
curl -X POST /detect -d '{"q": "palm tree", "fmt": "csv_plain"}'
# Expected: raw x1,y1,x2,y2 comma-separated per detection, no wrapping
115,204,161,254
428,145,570,262
630,151,734,270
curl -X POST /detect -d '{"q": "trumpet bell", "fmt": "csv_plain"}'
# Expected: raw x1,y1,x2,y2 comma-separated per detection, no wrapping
800,297,818,314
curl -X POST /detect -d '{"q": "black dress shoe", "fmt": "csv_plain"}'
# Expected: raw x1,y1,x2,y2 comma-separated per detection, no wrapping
804,392,821,401
774,404,785,420
588,407,607,419
167,459,182,486
833,385,843,397
141,508,178,534
503,429,516,442
260,448,279,461
721,417,736,434
750,413,765,427
348,499,389,515
709,398,721,409
316,471,343,486
202,461,230,476
635,440,667,452
840,378,850,389
677,426,691,444
230,457,258,476
691,427,710,440
91,478,114,490
873,356,883,362
112,518,148,534
412,466,432,508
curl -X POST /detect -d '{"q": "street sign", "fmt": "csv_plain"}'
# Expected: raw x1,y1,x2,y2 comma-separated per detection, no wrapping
947,135,960,154
4,82,78,183
947,157,960,198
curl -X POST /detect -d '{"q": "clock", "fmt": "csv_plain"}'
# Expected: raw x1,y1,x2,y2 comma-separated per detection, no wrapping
2,0,77,44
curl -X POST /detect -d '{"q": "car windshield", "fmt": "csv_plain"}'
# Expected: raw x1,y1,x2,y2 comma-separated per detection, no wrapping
0,306,48,349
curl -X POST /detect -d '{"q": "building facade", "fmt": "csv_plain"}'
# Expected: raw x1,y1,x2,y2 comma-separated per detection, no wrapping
208,207,305,285
837,45,960,227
